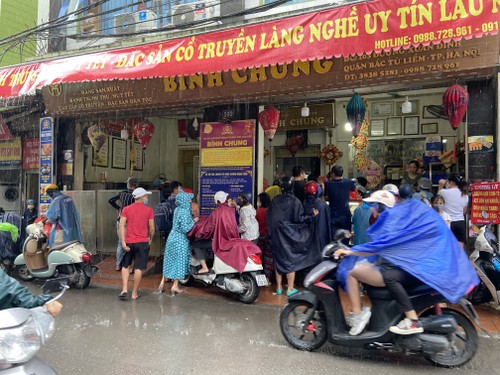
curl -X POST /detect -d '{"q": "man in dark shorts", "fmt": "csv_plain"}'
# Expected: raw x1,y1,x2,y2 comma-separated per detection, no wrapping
118,187,155,300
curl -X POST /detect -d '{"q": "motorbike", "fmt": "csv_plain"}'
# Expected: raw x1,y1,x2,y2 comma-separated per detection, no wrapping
468,223,500,308
279,232,482,368
0,277,69,374
13,222,98,289
180,238,268,304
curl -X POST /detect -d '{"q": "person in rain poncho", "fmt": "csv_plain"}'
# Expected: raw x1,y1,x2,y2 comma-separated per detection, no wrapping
334,190,479,336
266,176,319,297
45,184,82,246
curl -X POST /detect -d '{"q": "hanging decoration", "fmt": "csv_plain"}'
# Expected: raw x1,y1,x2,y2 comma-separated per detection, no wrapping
346,93,366,137
320,144,343,165
286,130,307,157
351,133,369,151
133,119,155,149
87,123,108,152
258,106,280,141
442,84,469,130
362,159,383,190
354,152,368,170
263,147,270,158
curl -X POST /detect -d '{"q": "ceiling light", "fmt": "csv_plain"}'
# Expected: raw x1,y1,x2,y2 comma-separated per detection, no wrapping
192,118,199,130
120,126,129,140
344,122,353,132
301,102,310,117
401,96,412,114
442,139,447,143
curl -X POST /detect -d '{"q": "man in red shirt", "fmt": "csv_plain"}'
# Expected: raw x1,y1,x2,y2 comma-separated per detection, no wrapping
118,187,155,300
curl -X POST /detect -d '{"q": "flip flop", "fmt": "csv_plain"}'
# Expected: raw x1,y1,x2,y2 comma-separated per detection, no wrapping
195,270,214,275
132,294,141,300
118,292,128,300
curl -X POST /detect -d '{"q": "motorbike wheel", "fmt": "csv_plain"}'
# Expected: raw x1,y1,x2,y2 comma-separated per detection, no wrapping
72,269,91,289
238,274,260,304
280,301,327,351
13,265,34,281
424,309,478,368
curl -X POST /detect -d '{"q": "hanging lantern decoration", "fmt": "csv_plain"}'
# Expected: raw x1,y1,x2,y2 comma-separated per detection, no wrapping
320,144,343,165
87,123,108,153
286,132,306,157
346,93,366,137
258,106,280,141
351,133,369,151
354,152,368,170
133,119,155,149
442,84,469,130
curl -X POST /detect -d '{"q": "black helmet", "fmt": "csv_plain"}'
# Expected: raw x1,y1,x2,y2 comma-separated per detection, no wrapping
238,191,252,205
280,176,294,193
399,184,414,200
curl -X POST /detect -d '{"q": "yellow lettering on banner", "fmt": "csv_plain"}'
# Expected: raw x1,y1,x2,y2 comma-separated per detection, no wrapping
163,77,177,92
292,61,310,77
438,0,476,21
231,70,247,84
206,73,223,88
249,66,267,82
270,65,287,79
259,26,304,50
201,147,253,167
494,0,500,12
398,2,433,29
364,10,392,34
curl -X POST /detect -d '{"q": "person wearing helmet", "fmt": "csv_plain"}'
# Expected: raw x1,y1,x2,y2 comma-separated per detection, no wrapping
382,183,399,197
412,177,433,205
189,190,261,275
44,184,82,246
22,199,38,235
266,176,319,297
398,184,414,201
334,190,478,336
232,191,259,243
304,181,330,252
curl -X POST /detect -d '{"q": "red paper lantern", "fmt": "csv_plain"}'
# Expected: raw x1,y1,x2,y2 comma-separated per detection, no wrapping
258,106,280,141
442,84,468,130
133,119,155,148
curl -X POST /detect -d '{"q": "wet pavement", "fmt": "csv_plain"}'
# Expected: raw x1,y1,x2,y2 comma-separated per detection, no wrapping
36,281,500,375
93,255,500,334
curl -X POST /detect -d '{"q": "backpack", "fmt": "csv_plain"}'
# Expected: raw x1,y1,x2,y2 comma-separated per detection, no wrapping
154,200,174,236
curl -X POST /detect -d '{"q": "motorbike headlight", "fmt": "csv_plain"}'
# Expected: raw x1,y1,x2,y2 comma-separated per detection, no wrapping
0,307,54,364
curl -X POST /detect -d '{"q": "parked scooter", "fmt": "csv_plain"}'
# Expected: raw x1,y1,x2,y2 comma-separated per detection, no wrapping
468,223,500,308
13,222,97,289
0,277,69,374
279,231,482,368
181,239,268,303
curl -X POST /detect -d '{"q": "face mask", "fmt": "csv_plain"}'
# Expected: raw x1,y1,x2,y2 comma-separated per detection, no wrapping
435,203,444,210
27,205,35,210
144,199,149,205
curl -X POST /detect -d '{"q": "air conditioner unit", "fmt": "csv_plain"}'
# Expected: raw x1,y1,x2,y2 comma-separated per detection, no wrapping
171,1,220,27
114,10,157,34
0,185,20,212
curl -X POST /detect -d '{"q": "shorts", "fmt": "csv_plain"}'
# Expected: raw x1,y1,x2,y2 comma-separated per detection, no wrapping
450,220,466,243
121,242,150,270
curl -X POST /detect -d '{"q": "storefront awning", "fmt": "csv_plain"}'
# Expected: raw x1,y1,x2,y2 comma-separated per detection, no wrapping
0,0,498,99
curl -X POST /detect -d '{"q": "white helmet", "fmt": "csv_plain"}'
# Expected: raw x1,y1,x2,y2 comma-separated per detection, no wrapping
363,190,396,208
214,191,229,204
382,183,399,196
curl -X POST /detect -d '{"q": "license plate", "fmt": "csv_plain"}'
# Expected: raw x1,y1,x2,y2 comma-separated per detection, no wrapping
255,274,268,287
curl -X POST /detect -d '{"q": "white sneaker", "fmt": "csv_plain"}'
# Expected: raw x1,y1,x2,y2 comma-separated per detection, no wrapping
389,318,423,335
346,306,370,327
349,307,372,335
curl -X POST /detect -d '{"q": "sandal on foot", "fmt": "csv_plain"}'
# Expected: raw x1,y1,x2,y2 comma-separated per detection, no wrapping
131,294,141,300
286,289,298,297
118,292,128,300
195,269,214,275
275,288,283,295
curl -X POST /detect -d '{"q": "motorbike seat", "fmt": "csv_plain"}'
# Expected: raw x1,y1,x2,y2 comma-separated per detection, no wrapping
366,284,438,300
50,240,80,251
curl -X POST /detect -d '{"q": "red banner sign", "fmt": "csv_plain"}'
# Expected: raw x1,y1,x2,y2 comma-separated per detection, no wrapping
471,182,500,224
22,137,39,170
0,0,498,98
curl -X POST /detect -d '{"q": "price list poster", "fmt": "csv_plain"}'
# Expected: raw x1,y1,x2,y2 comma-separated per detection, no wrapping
471,182,500,224
199,121,255,216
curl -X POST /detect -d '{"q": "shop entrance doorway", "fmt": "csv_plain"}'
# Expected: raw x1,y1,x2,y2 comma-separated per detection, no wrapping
275,145,321,179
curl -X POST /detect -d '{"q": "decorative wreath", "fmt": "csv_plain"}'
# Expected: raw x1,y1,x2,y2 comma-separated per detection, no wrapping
351,133,369,151
320,144,343,165
360,118,369,135
263,147,270,158
354,152,368,170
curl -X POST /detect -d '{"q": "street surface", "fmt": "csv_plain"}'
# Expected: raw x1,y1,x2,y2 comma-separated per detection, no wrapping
32,283,500,375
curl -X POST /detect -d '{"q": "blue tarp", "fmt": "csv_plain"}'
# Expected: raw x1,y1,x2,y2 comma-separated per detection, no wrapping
341,199,479,303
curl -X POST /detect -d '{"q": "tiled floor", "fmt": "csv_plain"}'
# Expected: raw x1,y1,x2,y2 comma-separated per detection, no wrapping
94,256,500,334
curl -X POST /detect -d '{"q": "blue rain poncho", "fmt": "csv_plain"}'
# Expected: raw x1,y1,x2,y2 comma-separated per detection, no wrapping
46,192,82,245
341,199,478,303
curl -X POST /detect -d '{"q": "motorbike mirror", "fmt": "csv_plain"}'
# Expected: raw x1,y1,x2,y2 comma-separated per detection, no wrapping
42,277,70,294
334,229,351,241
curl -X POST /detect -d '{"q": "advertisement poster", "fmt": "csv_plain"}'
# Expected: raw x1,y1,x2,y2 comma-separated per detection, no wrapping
471,182,500,224
22,138,39,170
0,138,21,166
39,117,54,215
199,121,255,217
468,135,494,153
